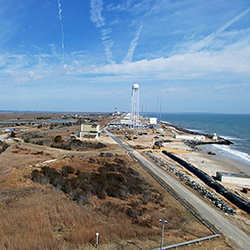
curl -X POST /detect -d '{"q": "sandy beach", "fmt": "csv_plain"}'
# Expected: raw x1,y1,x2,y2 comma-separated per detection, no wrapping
199,144,250,176
125,123,249,177
162,141,250,177
118,121,250,207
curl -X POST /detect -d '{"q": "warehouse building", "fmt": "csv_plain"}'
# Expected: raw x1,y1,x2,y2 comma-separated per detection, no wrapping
80,124,100,139
174,134,205,141
149,117,157,125
216,172,250,186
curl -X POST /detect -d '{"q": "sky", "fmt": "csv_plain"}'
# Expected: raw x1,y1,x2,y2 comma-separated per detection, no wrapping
0,0,250,113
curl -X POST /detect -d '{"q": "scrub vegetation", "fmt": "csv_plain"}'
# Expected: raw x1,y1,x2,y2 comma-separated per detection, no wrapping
0,153,224,249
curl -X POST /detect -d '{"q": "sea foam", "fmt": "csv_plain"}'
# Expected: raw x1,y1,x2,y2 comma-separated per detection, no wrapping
212,144,250,164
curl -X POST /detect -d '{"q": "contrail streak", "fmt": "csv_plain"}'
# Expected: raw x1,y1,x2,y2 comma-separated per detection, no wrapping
90,0,105,28
90,0,115,64
57,0,65,64
123,24,143,62
191,7,250,52
101,28,115,64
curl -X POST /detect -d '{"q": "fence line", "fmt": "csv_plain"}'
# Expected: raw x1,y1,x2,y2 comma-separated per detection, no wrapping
154,234,221,249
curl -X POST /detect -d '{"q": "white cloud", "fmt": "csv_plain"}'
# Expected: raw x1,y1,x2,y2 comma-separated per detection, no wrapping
214,82,250,90
0,1,31,48
189,7,250,52
106,3,126,12
66,37,250,82
90,0,115,64
162,85,188,93
1,35,250,86
0,52,64,84
90,0,105,27
101,28,115,64
57,0,65,63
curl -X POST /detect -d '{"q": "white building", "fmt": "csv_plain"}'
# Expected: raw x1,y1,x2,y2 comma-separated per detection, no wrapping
174,134,205,141
149,117,157,125
80,124,100,139
216,172,250,186
120,119,133,126
119,113,133,126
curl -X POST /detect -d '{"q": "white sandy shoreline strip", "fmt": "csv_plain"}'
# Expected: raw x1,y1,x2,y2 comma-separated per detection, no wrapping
160,120,250,172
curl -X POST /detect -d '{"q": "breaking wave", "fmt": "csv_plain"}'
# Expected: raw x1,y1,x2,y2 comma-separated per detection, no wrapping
212,144,250,163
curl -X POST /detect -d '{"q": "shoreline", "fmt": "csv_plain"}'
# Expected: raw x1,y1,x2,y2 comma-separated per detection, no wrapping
160,120,233,144
199,144,250,176
159,121,250,174
146,122,250,214
112,119,250,228
161,150,250,214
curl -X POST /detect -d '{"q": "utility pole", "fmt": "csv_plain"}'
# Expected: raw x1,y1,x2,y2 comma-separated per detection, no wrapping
96,232,99,248
159,219,168,250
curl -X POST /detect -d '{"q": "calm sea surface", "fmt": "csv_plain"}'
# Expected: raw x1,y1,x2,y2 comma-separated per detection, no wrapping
144,113,250,164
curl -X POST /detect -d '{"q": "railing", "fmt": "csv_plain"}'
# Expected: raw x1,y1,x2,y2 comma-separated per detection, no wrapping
154,234,220,249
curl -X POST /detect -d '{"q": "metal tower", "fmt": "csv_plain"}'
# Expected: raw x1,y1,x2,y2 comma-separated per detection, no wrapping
131,83,140,128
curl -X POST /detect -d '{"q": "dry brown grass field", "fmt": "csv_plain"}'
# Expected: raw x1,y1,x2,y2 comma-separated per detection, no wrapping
0,149,232,249
0,117,232,249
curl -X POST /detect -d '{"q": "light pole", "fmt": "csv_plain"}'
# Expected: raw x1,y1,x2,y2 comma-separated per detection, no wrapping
96,232,99,248
159,219,168,250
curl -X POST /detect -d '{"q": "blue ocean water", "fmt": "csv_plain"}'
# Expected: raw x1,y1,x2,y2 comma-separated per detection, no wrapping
144,113,250,164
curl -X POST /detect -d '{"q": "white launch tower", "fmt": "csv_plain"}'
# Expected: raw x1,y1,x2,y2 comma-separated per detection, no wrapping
131,83,140,128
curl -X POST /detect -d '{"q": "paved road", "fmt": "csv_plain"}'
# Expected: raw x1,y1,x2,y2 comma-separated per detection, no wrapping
105,129,250,250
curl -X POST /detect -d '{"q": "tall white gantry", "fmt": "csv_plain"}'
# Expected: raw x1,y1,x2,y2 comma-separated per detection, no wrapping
131,83,140,127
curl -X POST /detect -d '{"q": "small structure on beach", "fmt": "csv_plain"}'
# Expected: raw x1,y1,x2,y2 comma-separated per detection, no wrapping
212,133,218,141
80,124,100,139
216,172,250,186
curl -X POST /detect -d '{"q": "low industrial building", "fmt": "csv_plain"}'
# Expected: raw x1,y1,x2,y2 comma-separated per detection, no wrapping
120,119,133,126
80,124,100,139
216,172,250,186
149,117,157,125
174,134,205,141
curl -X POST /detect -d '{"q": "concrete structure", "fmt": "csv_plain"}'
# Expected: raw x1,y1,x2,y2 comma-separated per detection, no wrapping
131,83,140,128
174,134,205,141
80,124,100,139
120,119,133,126
124,113,131,119
216,172,250,186
119,113,133,126
149,117,157,125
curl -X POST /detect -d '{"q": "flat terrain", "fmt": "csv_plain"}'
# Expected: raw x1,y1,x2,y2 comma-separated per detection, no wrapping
1,113,248,249
0,142,225,249
0,113,233,249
